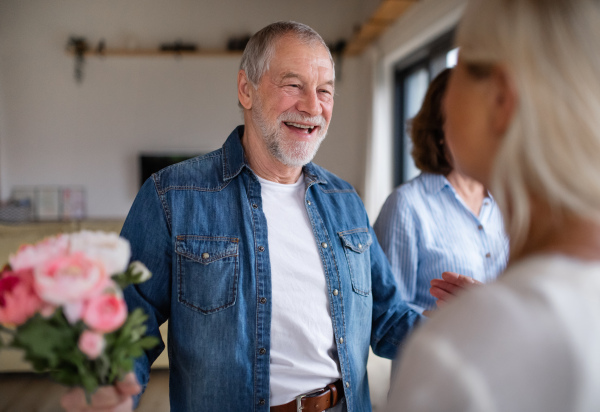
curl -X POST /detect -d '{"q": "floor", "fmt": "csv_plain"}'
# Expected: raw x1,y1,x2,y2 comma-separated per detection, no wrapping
0,370,170,412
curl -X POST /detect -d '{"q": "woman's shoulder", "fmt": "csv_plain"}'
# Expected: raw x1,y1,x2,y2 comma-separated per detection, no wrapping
428,255,600,336
405,254,600,377
500,254,600,296
390,255,600,411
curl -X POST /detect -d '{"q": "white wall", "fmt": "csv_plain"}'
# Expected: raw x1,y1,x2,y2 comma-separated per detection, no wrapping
314,57,370,199
0,75,5,199
0,0,370,217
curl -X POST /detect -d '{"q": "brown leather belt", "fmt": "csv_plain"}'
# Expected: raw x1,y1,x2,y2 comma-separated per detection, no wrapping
270,380,344,412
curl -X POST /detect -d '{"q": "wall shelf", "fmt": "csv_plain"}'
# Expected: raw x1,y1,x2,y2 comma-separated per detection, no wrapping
66,45,244,82
68,48,243,58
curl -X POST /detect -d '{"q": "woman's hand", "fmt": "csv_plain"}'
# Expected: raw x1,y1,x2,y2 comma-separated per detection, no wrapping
60,372,141,412
430,271,482,308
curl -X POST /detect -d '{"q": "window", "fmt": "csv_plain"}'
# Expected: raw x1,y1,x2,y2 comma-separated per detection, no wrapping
393,31,457,186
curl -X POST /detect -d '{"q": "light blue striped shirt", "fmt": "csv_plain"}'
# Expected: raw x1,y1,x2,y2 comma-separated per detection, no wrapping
374,173,509,314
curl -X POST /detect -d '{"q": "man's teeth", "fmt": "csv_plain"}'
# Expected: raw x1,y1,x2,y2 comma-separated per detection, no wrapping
285,122,315,132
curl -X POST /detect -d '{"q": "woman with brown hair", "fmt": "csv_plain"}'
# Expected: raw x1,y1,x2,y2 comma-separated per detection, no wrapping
374,68,508,315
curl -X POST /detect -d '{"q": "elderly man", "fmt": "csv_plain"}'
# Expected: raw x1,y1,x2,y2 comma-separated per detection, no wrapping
61,21,422,412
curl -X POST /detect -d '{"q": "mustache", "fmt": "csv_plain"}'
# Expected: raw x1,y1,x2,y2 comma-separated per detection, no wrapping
278,111,327,129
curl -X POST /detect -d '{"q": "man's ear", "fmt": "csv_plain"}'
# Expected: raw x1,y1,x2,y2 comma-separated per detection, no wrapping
490,65,518,137
238,70,253,110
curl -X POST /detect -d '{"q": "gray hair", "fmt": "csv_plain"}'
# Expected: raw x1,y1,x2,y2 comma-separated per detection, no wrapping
240,21,335,87
456,0,600,256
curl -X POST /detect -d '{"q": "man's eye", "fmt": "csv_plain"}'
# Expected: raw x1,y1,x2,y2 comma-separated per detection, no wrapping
286,84,300,88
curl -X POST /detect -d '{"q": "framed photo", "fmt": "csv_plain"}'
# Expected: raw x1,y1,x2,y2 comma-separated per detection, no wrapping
35,187,61,221
61,186,86,220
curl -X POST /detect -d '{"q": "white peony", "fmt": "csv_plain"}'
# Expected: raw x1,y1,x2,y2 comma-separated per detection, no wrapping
68,231,131,275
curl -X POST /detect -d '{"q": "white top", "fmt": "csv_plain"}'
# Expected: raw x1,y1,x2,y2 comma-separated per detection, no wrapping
386,254,600,412
257,174,341,406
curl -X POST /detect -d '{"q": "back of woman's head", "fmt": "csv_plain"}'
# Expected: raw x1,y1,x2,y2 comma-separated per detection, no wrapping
410,68,453,175
457,0,600,255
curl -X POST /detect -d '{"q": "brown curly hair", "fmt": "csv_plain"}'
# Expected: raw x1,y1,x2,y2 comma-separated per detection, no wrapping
408,68,453,175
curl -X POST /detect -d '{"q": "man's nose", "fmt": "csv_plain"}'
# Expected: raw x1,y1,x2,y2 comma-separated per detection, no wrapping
297,89,322,117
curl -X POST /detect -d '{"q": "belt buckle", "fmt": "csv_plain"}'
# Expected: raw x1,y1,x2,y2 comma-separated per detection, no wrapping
295,387,325,412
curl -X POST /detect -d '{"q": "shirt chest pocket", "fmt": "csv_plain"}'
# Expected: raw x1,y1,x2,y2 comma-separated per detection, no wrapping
338,228,372,296
175,235,239,314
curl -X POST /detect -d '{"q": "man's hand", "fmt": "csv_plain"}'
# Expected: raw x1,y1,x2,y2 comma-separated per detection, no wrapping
60,372,141,412
430,271,482,308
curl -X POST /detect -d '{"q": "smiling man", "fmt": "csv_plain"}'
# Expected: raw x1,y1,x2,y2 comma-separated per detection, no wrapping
239,30,333,181
61,21,422,412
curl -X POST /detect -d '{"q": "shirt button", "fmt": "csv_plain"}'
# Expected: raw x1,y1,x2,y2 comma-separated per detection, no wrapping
259,297,267,304
345,382,350,388
321,242,328,248
258,246,265,252
202,252,209,259
478,225,483,230
259,348,266,355
259,399,266,405
252,203,258,209
307,200,312,205
333,289,339,296
486,252,491,258
339,337,344,344
358,243,362,249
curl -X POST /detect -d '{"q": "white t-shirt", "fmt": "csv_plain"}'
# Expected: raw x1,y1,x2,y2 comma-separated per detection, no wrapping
257,174,341,407
387,254,600,412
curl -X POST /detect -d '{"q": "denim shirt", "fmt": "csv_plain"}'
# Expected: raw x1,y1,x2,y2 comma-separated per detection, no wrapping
121,126,422,411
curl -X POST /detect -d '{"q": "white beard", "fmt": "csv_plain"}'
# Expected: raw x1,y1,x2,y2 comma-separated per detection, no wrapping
252,97,329,168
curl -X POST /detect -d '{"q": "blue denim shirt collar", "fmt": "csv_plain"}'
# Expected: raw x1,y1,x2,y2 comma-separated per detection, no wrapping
222,125,328,186
222,125,248,182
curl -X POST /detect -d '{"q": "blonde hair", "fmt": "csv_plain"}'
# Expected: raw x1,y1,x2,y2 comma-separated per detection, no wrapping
456,0,600,256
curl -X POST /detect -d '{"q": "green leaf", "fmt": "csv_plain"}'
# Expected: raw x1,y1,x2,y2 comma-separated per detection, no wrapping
138,336,160,349
111,272,129,290
51,367,82,387
80,370,99,394
5,303,159,391
12,314,76,370
94,354,111,385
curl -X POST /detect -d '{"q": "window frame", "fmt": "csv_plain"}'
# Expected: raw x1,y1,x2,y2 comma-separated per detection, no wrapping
392,30,456,186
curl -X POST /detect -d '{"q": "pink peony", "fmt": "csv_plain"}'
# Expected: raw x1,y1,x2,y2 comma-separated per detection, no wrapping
78,330,105,359
9,235,69,272
82,293,127,333
0,268,43,325
34,252,108,306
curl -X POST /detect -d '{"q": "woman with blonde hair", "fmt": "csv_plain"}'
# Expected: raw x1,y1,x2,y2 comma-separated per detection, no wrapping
387,0,600,410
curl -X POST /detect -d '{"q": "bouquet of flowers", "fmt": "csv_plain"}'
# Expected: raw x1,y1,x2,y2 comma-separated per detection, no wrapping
0,231,158,398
